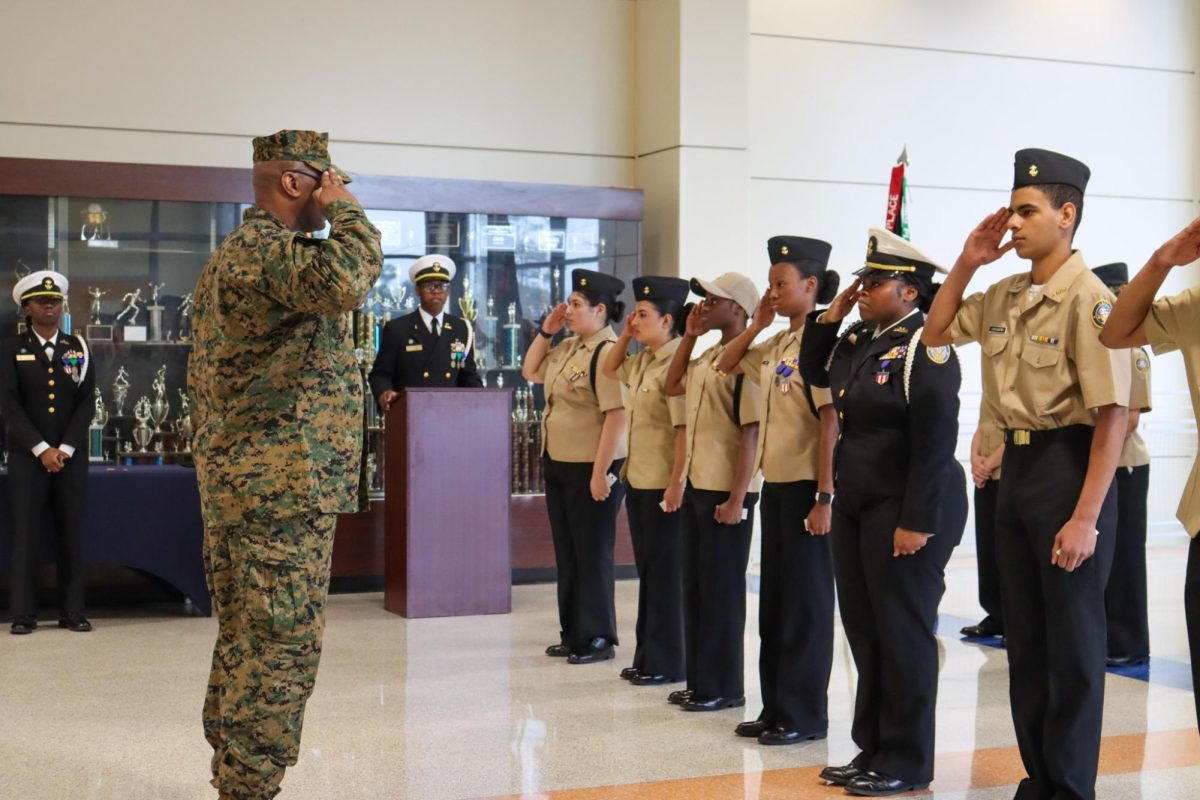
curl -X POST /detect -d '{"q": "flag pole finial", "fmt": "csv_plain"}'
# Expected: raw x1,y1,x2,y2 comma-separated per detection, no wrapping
897,145,909,166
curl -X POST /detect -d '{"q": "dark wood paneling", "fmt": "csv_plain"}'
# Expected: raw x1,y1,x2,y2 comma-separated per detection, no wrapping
510,494,634,570
0,157,643,219
332,502,385,578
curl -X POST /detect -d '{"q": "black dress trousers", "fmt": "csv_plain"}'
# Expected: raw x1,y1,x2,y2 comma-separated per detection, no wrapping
543,457,626,652
1186,534,1200,735
755,479,834,733
1105,464,1150,659
974,478,1004,631
625,486,685,679
832,471,967,785
682,486,758,700
996,426,1118,800
8,448,88,617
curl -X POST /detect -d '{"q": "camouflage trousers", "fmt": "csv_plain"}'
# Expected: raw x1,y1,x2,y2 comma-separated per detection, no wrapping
202,512,337,800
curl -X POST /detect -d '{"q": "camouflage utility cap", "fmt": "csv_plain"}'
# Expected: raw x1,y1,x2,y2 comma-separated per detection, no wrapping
252,129,352,183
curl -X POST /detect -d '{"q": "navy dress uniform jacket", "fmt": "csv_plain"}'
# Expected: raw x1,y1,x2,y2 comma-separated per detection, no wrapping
0,329,95,453
368,310,483,398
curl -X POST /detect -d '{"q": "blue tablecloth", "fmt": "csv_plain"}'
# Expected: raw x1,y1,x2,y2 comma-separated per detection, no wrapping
0,464,210,616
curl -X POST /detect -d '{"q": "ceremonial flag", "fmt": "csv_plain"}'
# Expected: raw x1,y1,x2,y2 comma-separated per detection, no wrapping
885,146,910,241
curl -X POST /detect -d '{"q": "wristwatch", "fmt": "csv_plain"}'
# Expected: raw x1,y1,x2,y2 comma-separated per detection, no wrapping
537,327,555,339
814,491,834,505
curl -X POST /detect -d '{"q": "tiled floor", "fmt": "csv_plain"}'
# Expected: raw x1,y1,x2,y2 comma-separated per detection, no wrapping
0,545,1197,799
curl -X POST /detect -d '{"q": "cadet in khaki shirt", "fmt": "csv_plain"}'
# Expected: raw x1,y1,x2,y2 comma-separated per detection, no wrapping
961,399,1006,640
1092,264,1153,667
1100,215,1200,734
522,269,628,665
602,276,690,687
924,149,1130,800
716,236,838,744
664,272,762,712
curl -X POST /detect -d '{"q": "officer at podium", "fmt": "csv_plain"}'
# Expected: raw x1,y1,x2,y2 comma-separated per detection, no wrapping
1,270,95,635
368,255,482,412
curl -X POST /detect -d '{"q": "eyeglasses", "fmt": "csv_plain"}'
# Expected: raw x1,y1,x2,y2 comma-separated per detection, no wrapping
419,281,449,293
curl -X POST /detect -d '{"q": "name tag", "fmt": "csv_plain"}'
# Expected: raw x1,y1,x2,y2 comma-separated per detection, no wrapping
15,354,35,361
406,344,423,352
989,326,1007,334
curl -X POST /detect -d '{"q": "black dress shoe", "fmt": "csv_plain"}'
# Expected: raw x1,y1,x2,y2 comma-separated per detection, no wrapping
845,770,928,796
629,672,682,686
960,617,1003,638
680,695,745,712
757,725,827,745
734,720,770,738
620,666,640,680
1107,654,1150,667
10,616,36,635
667,689,692,705
58,613,92,633
567,638,614,664
819,763,864,786
545,643,570,657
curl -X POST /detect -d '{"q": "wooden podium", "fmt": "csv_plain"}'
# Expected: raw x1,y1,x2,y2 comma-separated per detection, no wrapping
383,388,513,618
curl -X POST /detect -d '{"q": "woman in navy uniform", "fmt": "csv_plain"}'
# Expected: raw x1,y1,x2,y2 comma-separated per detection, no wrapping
1,270,96,634
715,236,839,734
664,272,762,711
798,229,967,796
603,276,690,685
369,254,482,411
522,269,628,664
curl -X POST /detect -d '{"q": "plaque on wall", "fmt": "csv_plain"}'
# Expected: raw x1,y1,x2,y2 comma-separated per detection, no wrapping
426,220,461,249
85,324,113,341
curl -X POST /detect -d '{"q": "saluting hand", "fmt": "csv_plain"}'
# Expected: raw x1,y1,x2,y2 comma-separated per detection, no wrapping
958,207,1015,269
822,278,862,324
312,169,358,214
750,291,775,331
1153,215,1200,269
893,528,931,557
684,303,708,337
620,311,638,341
542,303,568,336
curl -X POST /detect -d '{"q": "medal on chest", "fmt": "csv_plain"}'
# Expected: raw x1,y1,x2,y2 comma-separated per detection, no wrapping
564,362,587,392
449,339,466,369
874,345,906,386
774,356,798,393
62,349,85,382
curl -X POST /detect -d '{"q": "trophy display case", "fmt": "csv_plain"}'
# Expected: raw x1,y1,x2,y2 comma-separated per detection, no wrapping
0,157,643,582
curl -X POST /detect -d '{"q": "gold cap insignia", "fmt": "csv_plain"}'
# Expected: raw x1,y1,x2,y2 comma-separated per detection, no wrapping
580,278,588,286
1028,164,1039,177
643,285,650,295
43,278,53,289
433,262,442,272
780,245,789,256
866,236,877,256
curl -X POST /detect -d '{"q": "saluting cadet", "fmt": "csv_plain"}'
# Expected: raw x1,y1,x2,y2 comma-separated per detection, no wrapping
923,149,1131,800
1099,216,1200,731
521,269,628,664
1,270,95,635
1092,263,1152,667
368,254,482,410
961,399,1005,641
799,229,967,797
602,276,690,686
663,273,762,711
715,236,839,738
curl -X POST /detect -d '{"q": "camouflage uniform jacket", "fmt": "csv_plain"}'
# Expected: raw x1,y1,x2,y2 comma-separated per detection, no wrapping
188,200,383,526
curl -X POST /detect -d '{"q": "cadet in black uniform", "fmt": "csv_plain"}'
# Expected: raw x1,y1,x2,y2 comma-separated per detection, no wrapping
368,254,482,410
799,229,967,796
1,270,96,634
522,270,628,664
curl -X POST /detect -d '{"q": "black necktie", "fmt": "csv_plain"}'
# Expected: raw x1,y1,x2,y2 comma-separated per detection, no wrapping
430,318,439,338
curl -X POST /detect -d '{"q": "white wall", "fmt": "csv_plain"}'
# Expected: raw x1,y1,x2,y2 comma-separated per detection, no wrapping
747,0,1200,537
0,0,638,187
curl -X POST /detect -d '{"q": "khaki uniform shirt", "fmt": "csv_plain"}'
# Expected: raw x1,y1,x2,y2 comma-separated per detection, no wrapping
739,326,832,483
190,201,384,526
538,325,627,463
1143,286,1200,535
681,342,763,493
950,251,1131,431
1119,348,1151,469
616,337,686,489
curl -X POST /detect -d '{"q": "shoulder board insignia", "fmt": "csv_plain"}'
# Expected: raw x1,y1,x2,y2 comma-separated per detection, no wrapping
1091,300,1112,330
925,345,951,364
893,326,909,335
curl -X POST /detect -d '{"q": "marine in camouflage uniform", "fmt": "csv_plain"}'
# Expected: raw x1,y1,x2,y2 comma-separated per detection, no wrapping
188,130,383,800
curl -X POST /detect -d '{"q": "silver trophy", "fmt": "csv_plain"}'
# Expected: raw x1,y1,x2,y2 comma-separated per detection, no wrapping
178,292,194,341
115,288,142,326
150,365,170,432
147,282,166,341
89,388,108,462
88,287,107,325
177,389,193,452
132,397,153,451
112,366,130,416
